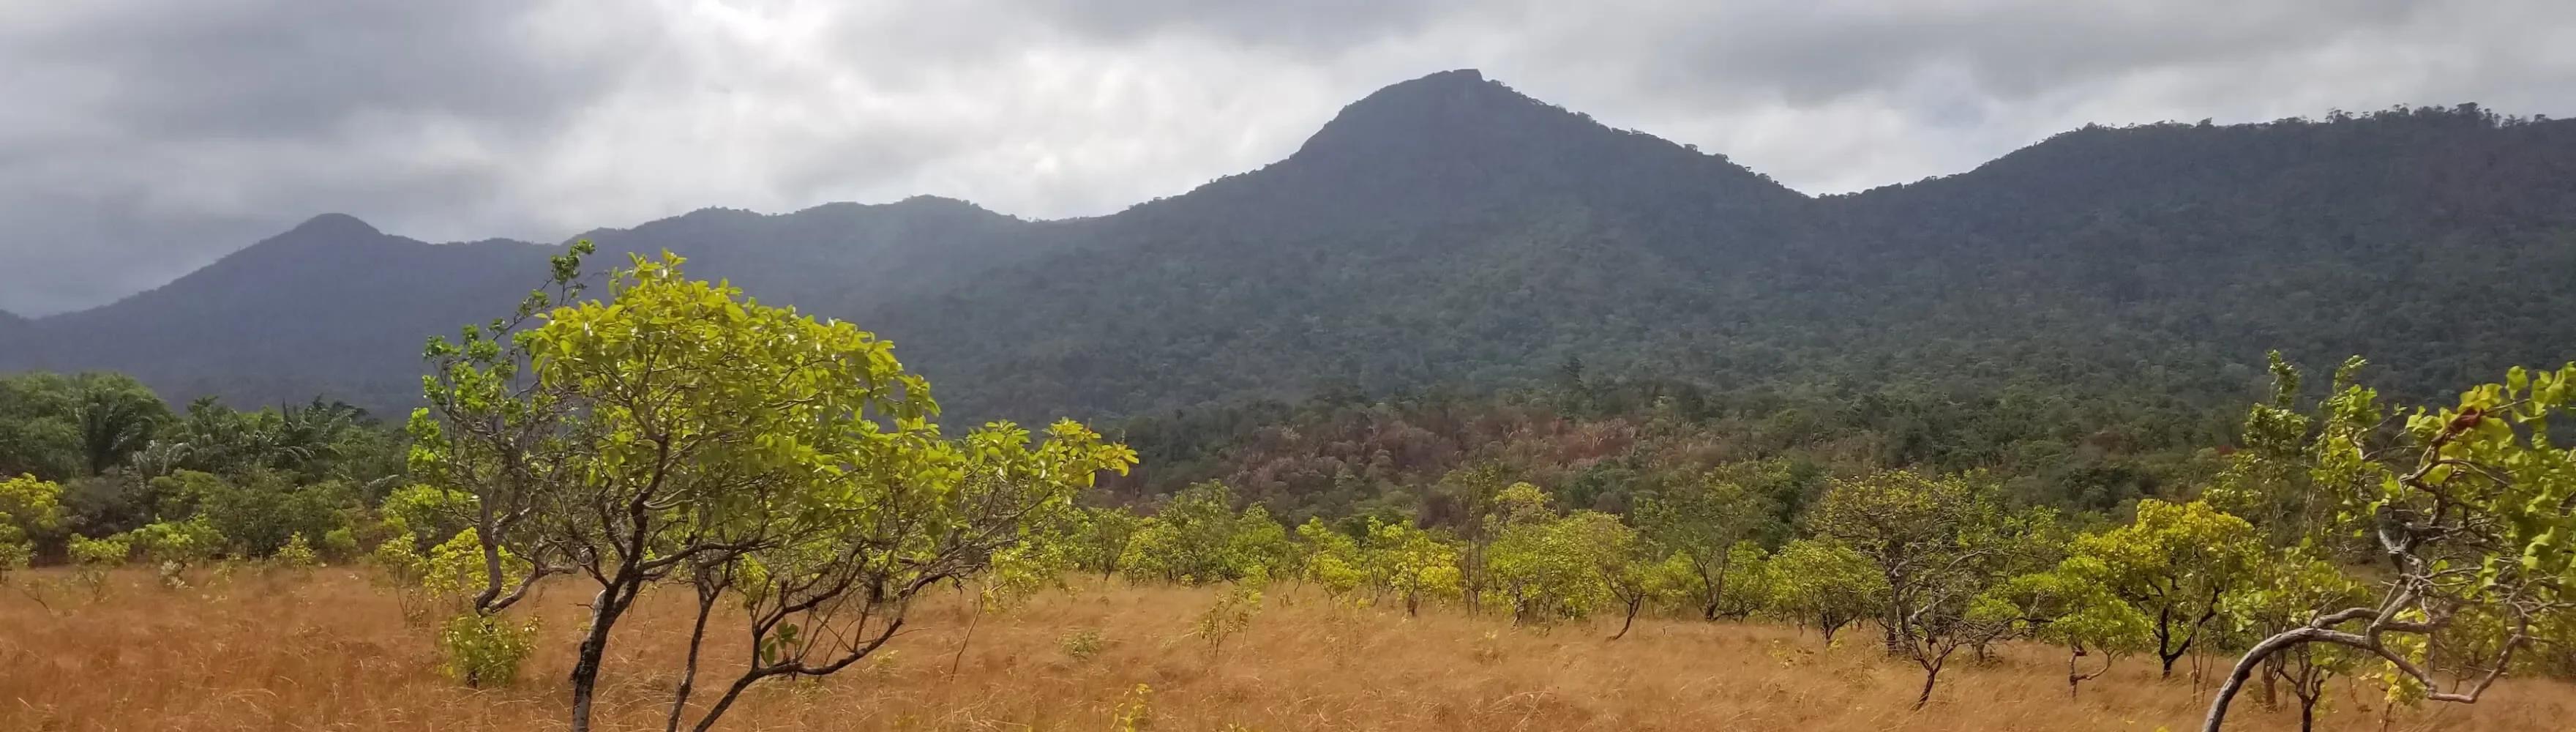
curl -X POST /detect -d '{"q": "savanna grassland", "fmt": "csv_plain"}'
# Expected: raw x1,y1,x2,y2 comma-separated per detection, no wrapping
6,569,2569,732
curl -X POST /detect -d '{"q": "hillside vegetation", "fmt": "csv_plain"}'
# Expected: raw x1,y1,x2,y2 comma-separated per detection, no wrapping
4,72,2572,425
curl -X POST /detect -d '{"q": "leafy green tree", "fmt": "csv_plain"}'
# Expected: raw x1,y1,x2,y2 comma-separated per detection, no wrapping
188,470,352,558
1480,486,1609,624
376,483,477,553
1810,469,2051,709
0,474,66,563
412,249,1136,732
1226,505,1295,580
127,515,223,586
0,375,83,481
1363,518,1462,615
65,533,129,597
1551,510,1692,640
1982,557,2153,698
1432,463,1517,612
1295,517,1368,600
2201,361,2576,731
1766,538,1884,643
2068,498,2261,677
1120,482,1276,584
1707,542,1773,619
69,373,169,475
2222,550,2370,732
1068,506,1145,578
1634,460,1785,620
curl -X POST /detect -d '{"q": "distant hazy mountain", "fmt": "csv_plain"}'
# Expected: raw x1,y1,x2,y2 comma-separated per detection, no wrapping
8,70,2573,421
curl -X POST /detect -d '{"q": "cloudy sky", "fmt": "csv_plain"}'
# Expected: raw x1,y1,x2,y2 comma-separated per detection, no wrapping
4,0,2573,315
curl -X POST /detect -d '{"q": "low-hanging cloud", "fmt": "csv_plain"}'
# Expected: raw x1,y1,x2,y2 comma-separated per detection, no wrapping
2,0,2572,315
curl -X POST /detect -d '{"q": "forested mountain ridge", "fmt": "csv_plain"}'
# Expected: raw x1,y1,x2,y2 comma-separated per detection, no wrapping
5,70,2572,427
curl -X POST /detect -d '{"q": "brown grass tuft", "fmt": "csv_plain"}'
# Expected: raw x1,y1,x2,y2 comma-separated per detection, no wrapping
4,568,2570,731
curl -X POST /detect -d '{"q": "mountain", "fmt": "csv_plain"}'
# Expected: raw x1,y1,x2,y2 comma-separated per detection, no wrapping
7,71,2575,423
6,201,1051,408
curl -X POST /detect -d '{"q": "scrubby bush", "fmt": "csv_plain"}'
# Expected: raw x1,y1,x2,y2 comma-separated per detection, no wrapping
437,612,538,687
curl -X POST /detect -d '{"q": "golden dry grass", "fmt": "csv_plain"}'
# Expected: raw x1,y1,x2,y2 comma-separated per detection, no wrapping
4,568,2571,731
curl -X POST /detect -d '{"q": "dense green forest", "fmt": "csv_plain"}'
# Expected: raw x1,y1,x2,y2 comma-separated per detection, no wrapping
5,72,2572,427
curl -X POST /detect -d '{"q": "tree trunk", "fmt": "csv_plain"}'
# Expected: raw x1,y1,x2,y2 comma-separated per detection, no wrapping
2298,694,2316,732
1611,597,1643,640
2261,659,2279,710
1913,660,1944,710
662,578,722,732
569,581,632,732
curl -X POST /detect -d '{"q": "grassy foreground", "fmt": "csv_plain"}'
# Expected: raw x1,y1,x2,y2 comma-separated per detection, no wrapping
3,569,2569,731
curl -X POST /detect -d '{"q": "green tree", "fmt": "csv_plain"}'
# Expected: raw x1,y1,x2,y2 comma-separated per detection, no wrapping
0,474,65,581
1068,506,1145,578
1982,557,2153,698
1480,485,1614,624
2203,361,2576,731
1295,517,1368,600
411,249,1136,732
2222,550,2370,732
1634,460,1785,620
1120,482,1274,584
184,470,352,558
2068,498,2261,677
1708,542,1774,619
1766,538,1884,643
0,375,83,480
1363,518,1462,615
1810,469,2048,709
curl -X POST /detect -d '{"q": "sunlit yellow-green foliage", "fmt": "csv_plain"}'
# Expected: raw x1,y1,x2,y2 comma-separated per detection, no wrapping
1979,556,2152,695
1120,482,1286,585
1295,518,1367,600
64,532,129,597
1068,507,1145,577
1766,538,1884,641
1480,486,1622,624
1709,541,1774,619
2196,357,2576,732
2064,498,2258,675
1363,518,1463,613
408,249,1139,732
128,515,222,567
0,474,64,572
421,529,530,610
1635,460,1787,619
438,611,538,688
376,484,476,550
2221,548,2370,717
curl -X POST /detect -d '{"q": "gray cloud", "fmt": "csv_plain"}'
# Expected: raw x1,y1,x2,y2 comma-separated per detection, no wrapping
2,0,2572,315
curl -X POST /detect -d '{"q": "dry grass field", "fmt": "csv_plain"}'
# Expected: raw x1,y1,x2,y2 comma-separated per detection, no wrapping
4,567,2571,732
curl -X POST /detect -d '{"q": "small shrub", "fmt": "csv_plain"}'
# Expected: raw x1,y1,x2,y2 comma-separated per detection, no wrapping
437,612,537,687
1061,628,1108,661
131,517,225,589
272,532,321,570
1193,583,1263,655
320,526,361,561
66,534,130,599
1111,683,1153,732
369,531,434,621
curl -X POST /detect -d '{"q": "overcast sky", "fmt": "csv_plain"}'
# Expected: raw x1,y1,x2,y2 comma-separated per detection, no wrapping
4,0,2573,315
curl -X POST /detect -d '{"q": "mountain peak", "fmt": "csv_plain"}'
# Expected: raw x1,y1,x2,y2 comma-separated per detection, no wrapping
1289,70,1551,160
285,212,382,239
